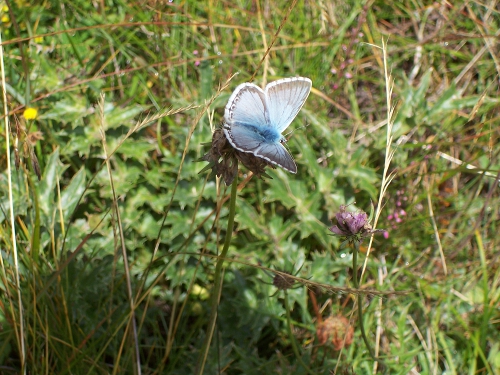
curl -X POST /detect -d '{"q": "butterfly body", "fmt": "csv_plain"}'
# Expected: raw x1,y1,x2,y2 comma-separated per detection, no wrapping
223,77,312,174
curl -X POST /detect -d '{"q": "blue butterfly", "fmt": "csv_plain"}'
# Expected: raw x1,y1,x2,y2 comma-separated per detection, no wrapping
223,77,312,174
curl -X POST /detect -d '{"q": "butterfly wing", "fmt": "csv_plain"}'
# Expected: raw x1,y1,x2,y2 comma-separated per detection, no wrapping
224,82,270,153
224,123,297,173
224,82,267,129
265,77,312,133
254,141,297,173
223,122,265,152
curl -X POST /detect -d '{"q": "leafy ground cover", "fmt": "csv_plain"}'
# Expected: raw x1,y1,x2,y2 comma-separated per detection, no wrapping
0,0,499,374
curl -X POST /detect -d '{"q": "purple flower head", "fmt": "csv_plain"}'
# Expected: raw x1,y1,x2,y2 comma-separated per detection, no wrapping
329,205,368,236
328,205,385,242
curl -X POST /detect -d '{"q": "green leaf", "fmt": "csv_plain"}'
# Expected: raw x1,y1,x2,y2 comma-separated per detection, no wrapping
39,96,91,124
103,104,151,129
116,140,155,165
345,165,379,199
426,84,460,122
235,199,265,235
38,148,60,219
0,163,30,223
61,168,86,220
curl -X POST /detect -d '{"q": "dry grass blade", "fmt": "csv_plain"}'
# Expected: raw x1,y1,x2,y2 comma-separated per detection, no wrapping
0,32,25,375
98,93,142,375
361,39,397,276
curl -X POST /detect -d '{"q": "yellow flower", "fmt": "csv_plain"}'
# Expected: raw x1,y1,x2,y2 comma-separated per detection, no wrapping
1,14,9,23
23,107,38,120
190,284,209,300
34,36,43,43
2,5,8,12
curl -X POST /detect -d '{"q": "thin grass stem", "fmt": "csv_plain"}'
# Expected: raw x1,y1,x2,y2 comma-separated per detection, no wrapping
196,176,238,375
0,32,25,375
352,241,376,361
98,93,141,375
283,292,315,375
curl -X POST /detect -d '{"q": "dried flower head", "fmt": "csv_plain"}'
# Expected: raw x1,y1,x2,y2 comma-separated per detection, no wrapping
199,128,275,185
272,272,296,291
316,315,354,350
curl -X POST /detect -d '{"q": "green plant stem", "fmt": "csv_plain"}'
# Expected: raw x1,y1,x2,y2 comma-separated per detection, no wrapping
352,241,376,361
196,178,238,375
284,292,315,375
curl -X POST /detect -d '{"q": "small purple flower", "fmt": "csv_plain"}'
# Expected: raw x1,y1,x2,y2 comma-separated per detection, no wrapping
193,50,200,66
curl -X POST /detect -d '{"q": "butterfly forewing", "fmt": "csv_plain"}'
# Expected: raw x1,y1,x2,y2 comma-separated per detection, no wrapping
265,77,312,133
224,83,267,128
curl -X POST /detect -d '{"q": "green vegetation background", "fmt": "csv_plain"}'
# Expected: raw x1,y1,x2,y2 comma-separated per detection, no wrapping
0,0,499,374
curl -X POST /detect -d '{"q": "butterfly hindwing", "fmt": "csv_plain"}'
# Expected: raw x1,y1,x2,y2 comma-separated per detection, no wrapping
255,142,297,173
224,123,264,152
224,123,297,173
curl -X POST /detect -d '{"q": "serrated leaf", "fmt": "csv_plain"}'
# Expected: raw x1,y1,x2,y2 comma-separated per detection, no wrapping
265,177,297,209
116,140,155,165
39,96,91,124
104,104,151,129
235,199,266,235
34,58,63,93
345,165,379,199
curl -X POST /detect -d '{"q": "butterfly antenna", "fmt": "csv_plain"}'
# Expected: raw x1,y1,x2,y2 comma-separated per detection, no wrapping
283,123,309,139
